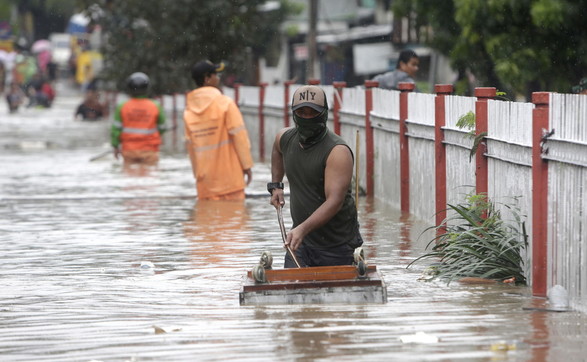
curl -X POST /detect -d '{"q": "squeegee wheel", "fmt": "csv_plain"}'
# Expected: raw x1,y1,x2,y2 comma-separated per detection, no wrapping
252,264,267,283
357,260,367,277
260,251,273,269
353,247,365,263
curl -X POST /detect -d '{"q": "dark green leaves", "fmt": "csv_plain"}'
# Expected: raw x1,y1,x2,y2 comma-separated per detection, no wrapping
77,0,296,94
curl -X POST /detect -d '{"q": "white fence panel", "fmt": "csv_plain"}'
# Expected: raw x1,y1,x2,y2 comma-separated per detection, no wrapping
372,114,400,208
265,85,285,108
223,87,235,101
444,95,477,208
339,112,366,197
340,87,366,116
370,89,401,208
548,93,587,313
406,92,436,221
239,86,260,107
322,85,335,110
371,88,400,120
487,99,534,280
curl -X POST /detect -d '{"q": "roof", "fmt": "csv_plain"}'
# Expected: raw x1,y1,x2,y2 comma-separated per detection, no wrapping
317,24,392,44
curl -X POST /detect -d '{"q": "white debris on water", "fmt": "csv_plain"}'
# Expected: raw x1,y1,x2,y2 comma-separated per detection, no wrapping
548,284,569,309
140,261,155,269
399,331,439,344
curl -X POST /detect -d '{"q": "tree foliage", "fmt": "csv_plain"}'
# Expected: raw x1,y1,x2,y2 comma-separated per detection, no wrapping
392,0,587,98
76,0,298,94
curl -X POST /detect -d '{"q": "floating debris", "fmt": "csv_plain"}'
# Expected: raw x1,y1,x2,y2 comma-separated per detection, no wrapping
399,332,439,344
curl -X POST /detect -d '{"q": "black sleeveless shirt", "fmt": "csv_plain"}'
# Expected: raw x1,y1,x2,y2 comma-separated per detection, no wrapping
280,128,361,249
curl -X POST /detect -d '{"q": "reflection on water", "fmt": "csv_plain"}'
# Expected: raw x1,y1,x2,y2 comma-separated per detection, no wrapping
184,200,253,268
2,94,587,361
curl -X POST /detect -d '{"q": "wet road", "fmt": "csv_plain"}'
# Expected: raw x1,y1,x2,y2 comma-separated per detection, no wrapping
1,84,587,361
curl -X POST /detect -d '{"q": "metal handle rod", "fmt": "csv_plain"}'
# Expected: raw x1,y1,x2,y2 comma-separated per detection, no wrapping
355,130,360,211
277,206,302,268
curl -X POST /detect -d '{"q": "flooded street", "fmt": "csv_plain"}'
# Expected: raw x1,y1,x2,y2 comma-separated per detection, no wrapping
2,85,587,361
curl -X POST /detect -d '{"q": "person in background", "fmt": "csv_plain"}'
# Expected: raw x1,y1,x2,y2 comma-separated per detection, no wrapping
25,73,55,108
111,72,166,165
75,88,109,121
269,85,363,268
572,77,587,95
5,81,25,113
183,60,253,201
372,49,420,91
0,61,6,93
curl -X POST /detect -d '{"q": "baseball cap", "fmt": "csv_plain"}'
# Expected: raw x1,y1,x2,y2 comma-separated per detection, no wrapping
191,60,225,78
292,85,328,112
572,77,587,93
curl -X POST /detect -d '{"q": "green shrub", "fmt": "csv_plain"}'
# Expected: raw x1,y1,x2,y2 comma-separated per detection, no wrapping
409,193,528,285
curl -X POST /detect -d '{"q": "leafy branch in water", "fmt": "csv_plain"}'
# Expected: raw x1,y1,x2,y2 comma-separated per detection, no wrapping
408,193,528,285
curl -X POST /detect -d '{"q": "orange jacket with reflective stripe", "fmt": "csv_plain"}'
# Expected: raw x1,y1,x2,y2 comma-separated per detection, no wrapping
183,87,253,199
118,98,162,151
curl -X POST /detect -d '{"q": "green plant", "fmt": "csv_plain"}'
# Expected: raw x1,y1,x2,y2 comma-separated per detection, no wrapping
408,193,528,285
456,111,486,162
456,90,509,161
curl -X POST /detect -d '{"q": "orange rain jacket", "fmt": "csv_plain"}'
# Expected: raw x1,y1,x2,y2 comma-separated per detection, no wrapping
183,86,254,199
112,98,166,151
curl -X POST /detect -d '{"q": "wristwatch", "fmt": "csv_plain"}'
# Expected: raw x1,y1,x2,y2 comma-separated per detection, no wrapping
267,182,284,195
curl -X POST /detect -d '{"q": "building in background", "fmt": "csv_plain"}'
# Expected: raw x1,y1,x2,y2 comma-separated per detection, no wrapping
260,0,455,90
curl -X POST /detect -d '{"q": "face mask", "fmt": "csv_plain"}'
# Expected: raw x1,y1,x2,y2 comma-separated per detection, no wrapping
293,109,328,145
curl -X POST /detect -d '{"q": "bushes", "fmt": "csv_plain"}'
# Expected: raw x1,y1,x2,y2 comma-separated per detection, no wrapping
409,193,528,285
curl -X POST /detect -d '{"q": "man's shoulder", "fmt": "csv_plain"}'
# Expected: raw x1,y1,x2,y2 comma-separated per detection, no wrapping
373,71,395,80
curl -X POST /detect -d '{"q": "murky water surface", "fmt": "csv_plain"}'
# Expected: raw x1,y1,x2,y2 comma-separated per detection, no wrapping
1,89,587,361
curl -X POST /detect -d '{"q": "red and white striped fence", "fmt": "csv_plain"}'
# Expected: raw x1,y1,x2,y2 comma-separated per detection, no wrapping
137,81,586,312
230,81,587,312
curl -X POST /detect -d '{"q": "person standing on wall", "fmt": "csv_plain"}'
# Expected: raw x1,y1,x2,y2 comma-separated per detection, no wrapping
183,60,253,201
372,49,420,91
269,85,363,268
111,72,167,165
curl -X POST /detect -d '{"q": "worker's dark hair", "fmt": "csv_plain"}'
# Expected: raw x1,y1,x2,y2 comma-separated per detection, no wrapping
396,49,418,69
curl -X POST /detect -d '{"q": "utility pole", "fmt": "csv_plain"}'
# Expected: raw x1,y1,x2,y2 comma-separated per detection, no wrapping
307,0,318,80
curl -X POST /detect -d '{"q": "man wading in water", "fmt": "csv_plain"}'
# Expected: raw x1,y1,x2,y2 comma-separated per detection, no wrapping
269,85,363,268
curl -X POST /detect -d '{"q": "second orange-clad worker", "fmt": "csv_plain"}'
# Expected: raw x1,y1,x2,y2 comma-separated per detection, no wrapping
111,72,167,165
183,60,253,200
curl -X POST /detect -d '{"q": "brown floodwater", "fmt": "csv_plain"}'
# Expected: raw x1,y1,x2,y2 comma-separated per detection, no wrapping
1,89,587,361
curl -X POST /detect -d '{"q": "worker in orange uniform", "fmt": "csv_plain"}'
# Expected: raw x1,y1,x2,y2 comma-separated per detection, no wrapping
111,72,167,165
183,60,253,200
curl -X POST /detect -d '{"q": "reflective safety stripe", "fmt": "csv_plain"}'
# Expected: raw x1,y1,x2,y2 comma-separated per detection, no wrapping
122,127,159,135
112,120,123,129
228,125,245,135
192,138,232,152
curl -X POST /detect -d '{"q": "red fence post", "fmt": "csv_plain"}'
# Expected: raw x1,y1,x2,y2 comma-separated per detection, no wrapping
284,81,293,127
308,79,320,85
532,92,550,297
434,84,454,233
259,83,268,163
333,82,346,136
474,87,496,197
234,83,241,106
364,80,378,196
399,82,415,214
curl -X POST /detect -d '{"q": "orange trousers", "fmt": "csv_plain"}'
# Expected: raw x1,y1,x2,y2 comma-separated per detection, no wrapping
121,150,159,165
198,189,245,201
